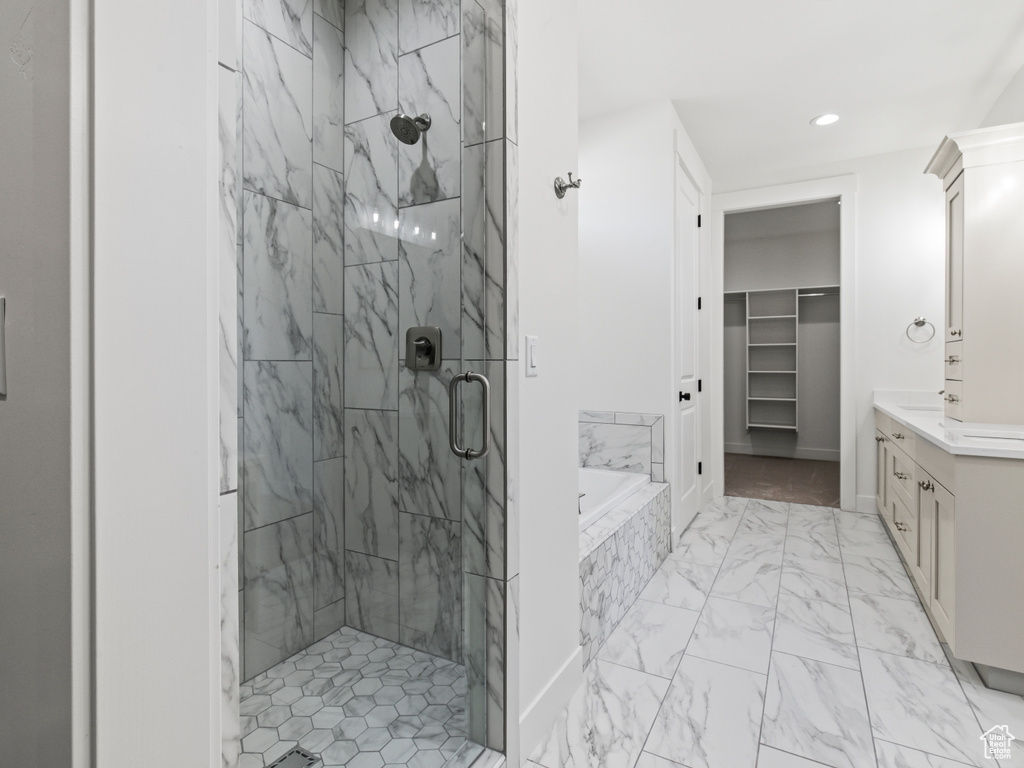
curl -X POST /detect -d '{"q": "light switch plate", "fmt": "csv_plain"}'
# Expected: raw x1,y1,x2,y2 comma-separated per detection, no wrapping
525,335,538,377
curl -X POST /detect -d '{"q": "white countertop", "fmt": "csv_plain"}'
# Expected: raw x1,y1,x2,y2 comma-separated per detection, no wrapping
874,391,1024,459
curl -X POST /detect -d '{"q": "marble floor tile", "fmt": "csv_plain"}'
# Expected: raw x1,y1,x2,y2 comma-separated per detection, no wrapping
761,652,875,768
726,528,786,567
773,594,859,670
838,526,901,561
670,527,732,567
639,558,719,612
874,740,976,768
634,753,687,768
686,596,775,674
686,506,744,540
849,593,947,665
843,554,918,601
788,503,837,525
740,500,790,537
596,599,700,679
645,655,766,768
711,558,782,608
784,526,841,562
860,649,984,767
945,652,1024,744
834,509,885,534
532,660,669,768
757,745,836,767
779,555,848,605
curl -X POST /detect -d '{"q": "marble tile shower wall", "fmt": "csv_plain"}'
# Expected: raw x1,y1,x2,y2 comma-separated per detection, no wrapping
237,0,348,682
234,7,515,744
579,410,666,482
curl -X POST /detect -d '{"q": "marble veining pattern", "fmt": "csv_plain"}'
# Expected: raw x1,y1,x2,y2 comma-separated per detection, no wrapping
311,163,345,314
344,408,399,560
462,0,503,147
579,483,671,668
344,114,400,266
398,36,461,205
243,513,316,679
398,198,462,353
344,261,399,409
344,0,398,124
398,0,458,54
312,312,344,460
312,457,344,609
312,15,345,173
243,191,314,361
243,21,313,209
220,67,240,495
398,512,462,661
579,411,665,480
244,0,312,56
239,627,468,767
398,363,462,522
462,139,505,360
242,361,314,530
537,498,1019,768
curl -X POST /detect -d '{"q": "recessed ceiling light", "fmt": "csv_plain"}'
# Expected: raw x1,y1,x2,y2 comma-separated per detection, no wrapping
811,113,840,127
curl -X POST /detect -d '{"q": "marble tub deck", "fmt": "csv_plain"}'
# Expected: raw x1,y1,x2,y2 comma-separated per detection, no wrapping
531,497,1024,768
239,627,469,767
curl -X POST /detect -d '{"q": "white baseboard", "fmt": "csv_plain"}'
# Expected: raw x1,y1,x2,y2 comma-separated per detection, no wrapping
855,494,877,515
724,444,840,462
518,646,583,767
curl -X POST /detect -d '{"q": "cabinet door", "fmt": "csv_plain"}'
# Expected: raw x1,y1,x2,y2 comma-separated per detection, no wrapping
875,432,888,515
913,475,934,601
931,482,956,644
945,172,965,343
888,489,916,564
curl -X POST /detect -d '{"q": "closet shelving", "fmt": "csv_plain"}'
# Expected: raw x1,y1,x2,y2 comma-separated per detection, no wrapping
725,285,840,432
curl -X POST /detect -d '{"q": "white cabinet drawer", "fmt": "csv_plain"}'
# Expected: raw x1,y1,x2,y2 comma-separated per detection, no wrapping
944,380,963,422
945,341,963,381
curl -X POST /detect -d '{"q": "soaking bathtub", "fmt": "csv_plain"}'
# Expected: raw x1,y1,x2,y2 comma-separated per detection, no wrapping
578,467,651,531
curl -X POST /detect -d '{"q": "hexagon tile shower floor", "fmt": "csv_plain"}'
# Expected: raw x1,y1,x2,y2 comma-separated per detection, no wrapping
239,628,468,767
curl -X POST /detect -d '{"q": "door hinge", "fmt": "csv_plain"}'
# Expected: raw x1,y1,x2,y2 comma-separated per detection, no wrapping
698,379,703,393
697,214,702,228
698,461,703,475
697,296,702,310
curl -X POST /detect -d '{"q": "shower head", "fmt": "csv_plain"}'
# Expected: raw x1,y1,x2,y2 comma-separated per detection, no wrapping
390,113,432,145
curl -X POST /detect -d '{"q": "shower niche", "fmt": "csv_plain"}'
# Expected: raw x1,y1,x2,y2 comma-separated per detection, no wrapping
223,0,515,764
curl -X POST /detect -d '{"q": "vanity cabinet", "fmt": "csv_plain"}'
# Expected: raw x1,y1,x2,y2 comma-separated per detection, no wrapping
875,410,956,646
926,123,1024,425
874,405,1024,680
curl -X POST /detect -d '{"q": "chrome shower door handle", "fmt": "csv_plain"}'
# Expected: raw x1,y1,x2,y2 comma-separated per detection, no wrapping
448,371,491,460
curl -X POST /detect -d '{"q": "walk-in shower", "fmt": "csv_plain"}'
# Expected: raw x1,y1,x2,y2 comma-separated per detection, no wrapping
230,0,512,765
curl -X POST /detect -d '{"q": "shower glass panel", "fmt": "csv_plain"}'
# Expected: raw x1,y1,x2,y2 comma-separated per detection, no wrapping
235,0,507,765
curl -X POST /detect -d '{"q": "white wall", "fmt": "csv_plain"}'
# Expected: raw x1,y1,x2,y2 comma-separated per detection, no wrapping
981,62,1024,127
92,0,221,764
578,101,711,536
515,0,583,761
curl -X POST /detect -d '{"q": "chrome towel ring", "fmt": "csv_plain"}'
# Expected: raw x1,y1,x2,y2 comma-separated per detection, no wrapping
906,317,936,343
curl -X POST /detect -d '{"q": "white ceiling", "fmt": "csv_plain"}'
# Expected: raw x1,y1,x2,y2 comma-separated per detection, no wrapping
579,0,1024,191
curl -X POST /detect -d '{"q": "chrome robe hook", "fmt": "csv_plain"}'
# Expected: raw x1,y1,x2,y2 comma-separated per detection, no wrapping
554,172,582,199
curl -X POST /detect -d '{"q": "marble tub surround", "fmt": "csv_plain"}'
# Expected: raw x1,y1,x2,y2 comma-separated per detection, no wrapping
579,410,666,482
579,483,671,669
532,497,1023,768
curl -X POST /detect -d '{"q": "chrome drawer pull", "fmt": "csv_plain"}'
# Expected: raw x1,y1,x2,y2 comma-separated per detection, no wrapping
892,432,905,440
945,394,960,404
894,471,909,480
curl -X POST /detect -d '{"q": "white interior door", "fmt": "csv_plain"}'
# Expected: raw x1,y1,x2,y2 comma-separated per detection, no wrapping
676,162,700,526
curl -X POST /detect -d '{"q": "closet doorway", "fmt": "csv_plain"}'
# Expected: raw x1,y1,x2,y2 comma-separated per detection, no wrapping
723,199,841,507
